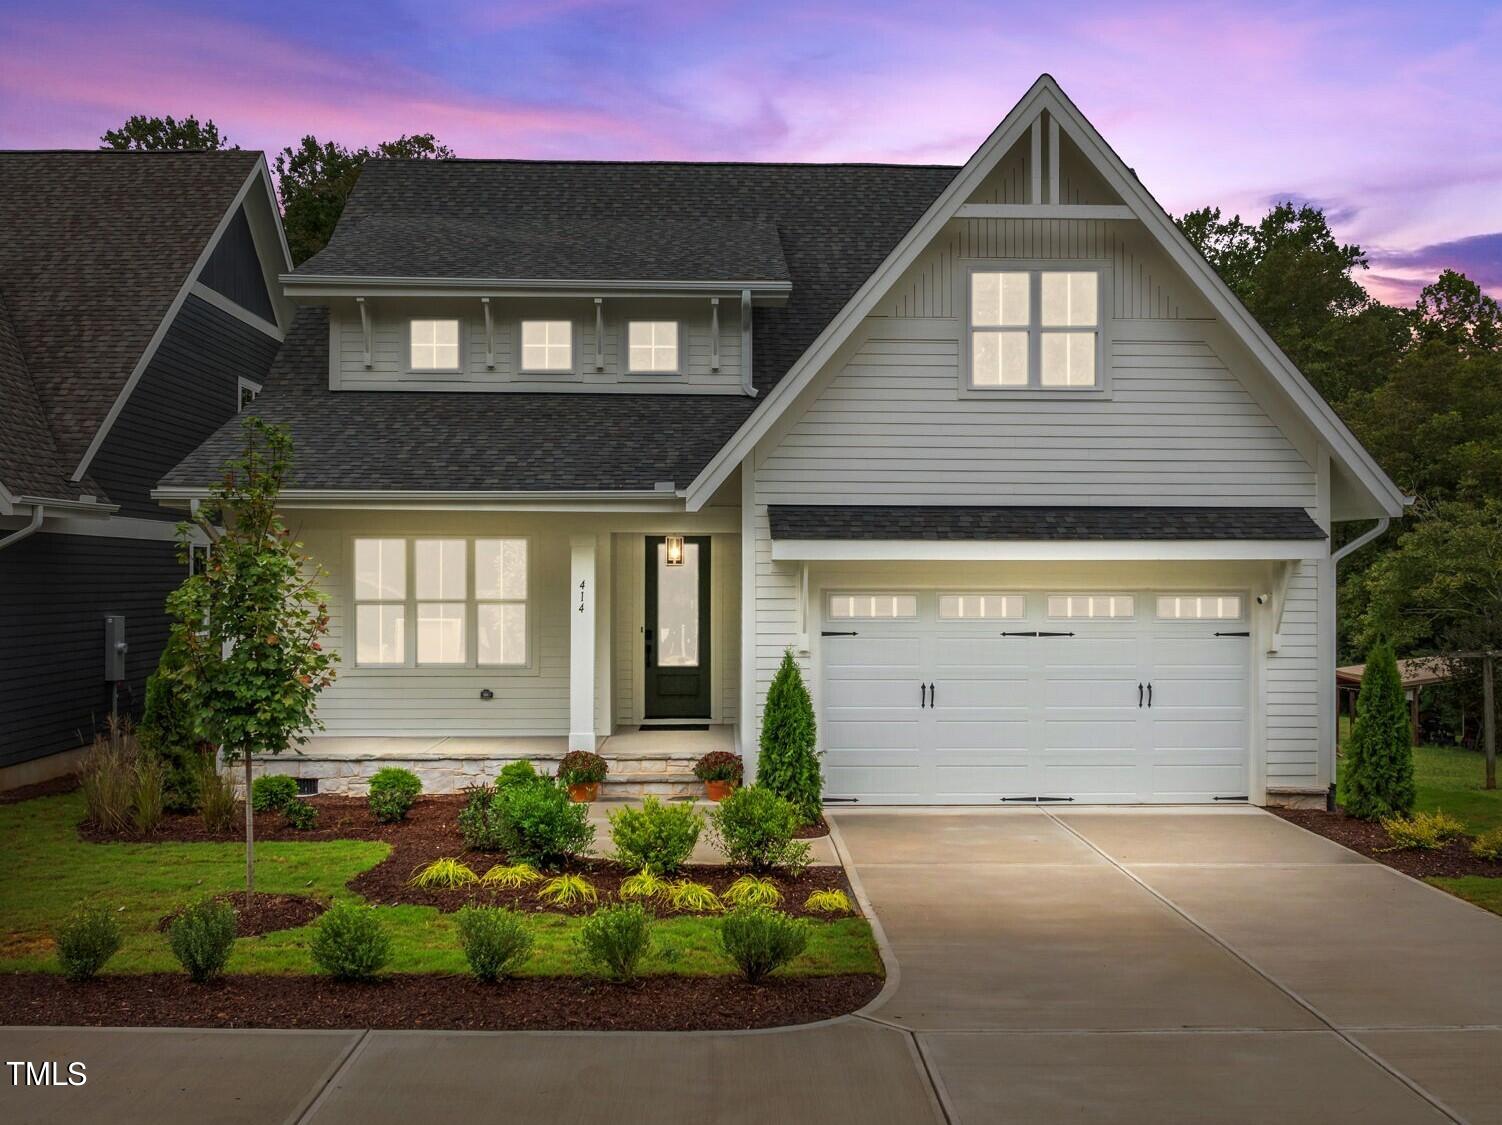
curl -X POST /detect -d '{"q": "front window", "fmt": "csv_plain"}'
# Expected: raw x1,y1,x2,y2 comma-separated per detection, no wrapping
521,320,572,371
353,537,529,667
628,321,679,372
971,269,1100,389
410,319,461,371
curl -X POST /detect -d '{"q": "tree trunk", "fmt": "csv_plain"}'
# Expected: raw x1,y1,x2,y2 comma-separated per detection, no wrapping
1485,655,1496,791
243,751,255,893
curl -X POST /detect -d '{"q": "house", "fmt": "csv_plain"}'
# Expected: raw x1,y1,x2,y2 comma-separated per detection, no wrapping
158,76,1406,807
0,150,291,789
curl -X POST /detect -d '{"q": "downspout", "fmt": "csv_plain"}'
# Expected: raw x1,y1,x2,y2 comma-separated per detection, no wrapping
0,504,43,552
740,288,758,398
1332,517,1390,566
1326,516,1392,809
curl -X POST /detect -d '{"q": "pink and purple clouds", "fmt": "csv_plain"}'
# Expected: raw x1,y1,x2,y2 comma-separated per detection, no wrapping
1,0,1498,305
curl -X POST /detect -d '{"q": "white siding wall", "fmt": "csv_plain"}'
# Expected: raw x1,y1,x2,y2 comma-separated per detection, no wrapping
331,297,744,394
1266,562,1320,786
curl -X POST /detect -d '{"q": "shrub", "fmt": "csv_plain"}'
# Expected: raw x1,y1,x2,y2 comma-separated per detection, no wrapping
137,631,203,812
708,785,812,874
608,797,703,874
479,862,542,888
804,889,854,915
665,880,722,913
458,785,504,851
195,752,237,833
367,767,422,823
1380,809,1467,850
557,750,607,787
168,898,237,982
493,778,595,868
578,903,653,981
456,906,534,981
1342,644,1416,820
693,751,743,784
131,750,167,836
719,907,811,983
409,857,478,889
1471,827,1502,861
757,649,822,822
79,718,139,833
54,903,122,982
252,774,298,813
723,875,783,908
283,798,319,830
537,873,598,908
310,902,391,980
497,759,541,790
619,870,668,902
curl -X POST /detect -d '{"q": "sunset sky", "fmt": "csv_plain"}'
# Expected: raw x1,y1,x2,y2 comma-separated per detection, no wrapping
1,0,1498,305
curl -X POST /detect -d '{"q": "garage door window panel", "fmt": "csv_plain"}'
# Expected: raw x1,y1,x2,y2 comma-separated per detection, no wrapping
938,594,1025,620
1047,594,1135,619
827,593,919,620
1156,594,1244,620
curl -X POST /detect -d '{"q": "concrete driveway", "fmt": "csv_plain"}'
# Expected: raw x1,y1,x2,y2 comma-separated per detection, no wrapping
5,808,1501,1124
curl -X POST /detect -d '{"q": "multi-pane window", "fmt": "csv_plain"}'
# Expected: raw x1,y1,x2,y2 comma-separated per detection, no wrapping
410,319,461,370
521,320,572,371
1047,594,1135,619
237,377,261,412
628,321,679,372
352,538,529,667
938,594,1025,620
970,269,1100,389
1156,594,1243,620
827,593,918,620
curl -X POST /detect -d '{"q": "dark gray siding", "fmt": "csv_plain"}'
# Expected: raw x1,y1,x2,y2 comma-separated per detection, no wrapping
0,532,182,768
198,205,276,323
89,293,281,520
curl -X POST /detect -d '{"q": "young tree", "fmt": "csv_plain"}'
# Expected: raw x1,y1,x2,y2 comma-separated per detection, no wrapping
275,133,454,263
758,649,821,823
101,114,234,151
166,417,337,891
1341,643,1416,820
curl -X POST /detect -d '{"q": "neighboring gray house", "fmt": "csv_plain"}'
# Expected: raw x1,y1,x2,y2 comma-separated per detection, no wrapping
0,150,291,787
160,76,1404,807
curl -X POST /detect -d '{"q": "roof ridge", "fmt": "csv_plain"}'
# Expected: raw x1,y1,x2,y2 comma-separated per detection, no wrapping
363,157,961,171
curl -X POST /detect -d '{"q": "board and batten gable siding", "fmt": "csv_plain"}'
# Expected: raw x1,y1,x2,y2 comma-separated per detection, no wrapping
330,298,745,394
197,204,278,325
88,293,281,520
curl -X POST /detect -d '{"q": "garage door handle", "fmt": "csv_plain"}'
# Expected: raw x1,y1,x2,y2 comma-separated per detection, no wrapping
919,682,926,708
929,682,936,707
1138,682,1144,707
1147,682,1153,708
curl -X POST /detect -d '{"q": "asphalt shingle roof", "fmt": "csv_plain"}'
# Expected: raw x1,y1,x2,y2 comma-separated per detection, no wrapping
0,150,260,475
767,505,1328,541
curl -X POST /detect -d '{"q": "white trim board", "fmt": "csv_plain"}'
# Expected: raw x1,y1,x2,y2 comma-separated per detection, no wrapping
681,74,1406,520
189,283,285,340
770,539,1326,563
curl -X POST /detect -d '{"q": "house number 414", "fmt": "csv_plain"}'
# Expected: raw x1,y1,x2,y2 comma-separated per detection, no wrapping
578,580,587,613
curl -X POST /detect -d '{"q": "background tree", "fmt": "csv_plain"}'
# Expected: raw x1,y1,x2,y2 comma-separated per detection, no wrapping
166,417,337,891
757,649,822,823
1340,643,1415,819
275,132,454,264
101,114,235,151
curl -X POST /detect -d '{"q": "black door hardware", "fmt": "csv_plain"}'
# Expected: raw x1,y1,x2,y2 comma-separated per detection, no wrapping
1138,682,1144,707
1001,795,1076,803
1213,795,1250,802
928,682,935,706
1000,631,1076,638
1147,682,1153,707
821,630,859,637
823,796,861,803
1214,631,1250,637
920,683,927,708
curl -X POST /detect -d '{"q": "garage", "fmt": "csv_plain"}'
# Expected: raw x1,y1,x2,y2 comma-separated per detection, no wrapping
820,589,1250,804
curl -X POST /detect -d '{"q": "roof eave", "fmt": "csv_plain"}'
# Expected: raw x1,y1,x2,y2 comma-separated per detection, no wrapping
280,275,792,305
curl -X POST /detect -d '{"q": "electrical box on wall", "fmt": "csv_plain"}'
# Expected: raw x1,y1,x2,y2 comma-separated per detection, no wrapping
103,615,127,681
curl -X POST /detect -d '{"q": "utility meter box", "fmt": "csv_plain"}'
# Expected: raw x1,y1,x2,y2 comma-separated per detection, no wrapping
103,615,128,681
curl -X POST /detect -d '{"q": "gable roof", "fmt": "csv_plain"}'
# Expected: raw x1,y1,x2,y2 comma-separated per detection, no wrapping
0,149,263,489
682,75,1408,520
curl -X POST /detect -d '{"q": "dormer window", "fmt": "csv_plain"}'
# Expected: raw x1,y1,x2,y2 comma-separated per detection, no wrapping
628,320,679,373
969,269,1101,390
521,320,573,372
409,319,461,371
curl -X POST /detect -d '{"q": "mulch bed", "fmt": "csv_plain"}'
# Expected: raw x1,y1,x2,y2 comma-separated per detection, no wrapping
156,893,326,938
1,774,80,804
0,972,882,1031
1274,808,1502,879
796,814,830,839
78,793,427,845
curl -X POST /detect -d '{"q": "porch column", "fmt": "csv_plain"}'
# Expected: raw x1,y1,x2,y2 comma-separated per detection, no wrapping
569,535,598,751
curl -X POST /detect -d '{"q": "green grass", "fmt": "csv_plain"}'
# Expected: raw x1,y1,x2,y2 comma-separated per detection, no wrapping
0,792,880,978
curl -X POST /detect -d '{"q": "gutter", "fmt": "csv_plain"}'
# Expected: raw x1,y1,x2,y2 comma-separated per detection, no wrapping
0,504,43,552
1331,517,1391,565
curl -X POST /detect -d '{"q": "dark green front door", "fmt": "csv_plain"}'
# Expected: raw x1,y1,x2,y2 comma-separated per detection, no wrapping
644,536,711,720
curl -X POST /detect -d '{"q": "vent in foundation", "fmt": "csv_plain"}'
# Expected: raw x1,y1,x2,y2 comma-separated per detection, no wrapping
295,778,319,796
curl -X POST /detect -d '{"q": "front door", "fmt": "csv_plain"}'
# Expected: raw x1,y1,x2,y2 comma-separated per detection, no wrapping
644,536,711,720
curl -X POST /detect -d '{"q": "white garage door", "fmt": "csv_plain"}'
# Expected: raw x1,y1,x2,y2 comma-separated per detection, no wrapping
820,590,1249,804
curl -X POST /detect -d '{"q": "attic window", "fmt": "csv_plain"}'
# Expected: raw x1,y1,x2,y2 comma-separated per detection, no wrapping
628,321,679,373
970,269,1101,390
410,319,461,371
521,320,573,372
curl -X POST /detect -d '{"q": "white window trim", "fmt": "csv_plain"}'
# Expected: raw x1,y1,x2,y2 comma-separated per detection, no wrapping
1046,593,1136,620
962,261,1111,399
825,591,921,621
517,318,579,377
405,318,465,377
1154,592,1248,621
350,536,537,674
937,592,1027,621
624,319,683,376
236,376,261,412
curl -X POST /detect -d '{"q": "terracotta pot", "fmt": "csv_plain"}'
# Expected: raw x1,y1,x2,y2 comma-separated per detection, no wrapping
704,779,735,802
567,781,601,803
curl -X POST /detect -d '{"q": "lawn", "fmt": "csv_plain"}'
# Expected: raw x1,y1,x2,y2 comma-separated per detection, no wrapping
0,791,881,978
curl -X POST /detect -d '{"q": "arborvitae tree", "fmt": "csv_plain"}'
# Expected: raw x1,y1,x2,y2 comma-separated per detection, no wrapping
758,649,821,822
137,632,202,812
1342,643,1415,819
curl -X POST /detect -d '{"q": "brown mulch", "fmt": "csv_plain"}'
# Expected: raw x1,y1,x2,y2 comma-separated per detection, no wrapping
78,793,439,844
796,814,830,839
0,972,881,1032
1273,808,1502,879
156,893,326,938
1,774,80,804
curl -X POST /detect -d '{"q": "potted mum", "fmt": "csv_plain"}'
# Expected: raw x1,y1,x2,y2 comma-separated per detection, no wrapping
693,751,743,802
557,750,608,802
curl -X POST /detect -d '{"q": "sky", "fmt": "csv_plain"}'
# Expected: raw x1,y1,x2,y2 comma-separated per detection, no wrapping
1,0,1499,305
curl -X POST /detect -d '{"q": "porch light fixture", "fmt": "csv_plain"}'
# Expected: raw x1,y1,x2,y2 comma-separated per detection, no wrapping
664,535,685,566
